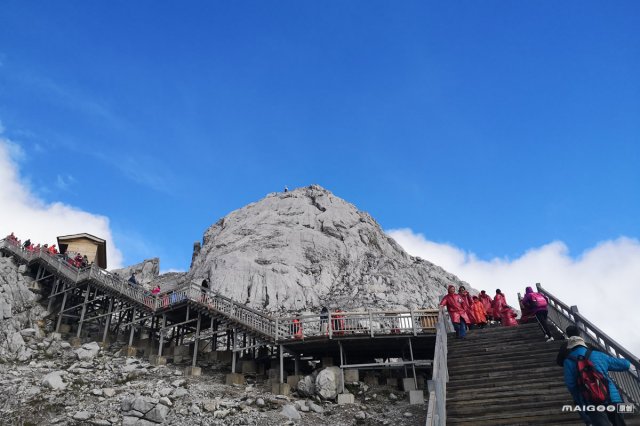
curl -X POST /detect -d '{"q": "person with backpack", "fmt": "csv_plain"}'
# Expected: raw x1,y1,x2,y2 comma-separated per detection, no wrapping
563,334,632,425
522,286,554,341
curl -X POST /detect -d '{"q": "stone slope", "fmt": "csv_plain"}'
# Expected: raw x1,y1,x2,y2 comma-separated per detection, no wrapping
0,256,46,361
188,184,469,313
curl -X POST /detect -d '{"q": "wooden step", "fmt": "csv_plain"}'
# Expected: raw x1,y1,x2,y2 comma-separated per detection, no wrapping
447,368,562,390
447,407,592,425
448,380,566,399
448,396,577,418
448,386,570,408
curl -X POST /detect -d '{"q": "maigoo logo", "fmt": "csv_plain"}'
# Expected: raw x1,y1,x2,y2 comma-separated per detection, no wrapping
561,404,636,413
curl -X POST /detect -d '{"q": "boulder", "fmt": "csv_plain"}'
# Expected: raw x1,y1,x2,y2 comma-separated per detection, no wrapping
296,375,316,397
315,367,343,400
145,404,169,423
74,341,101,361
308,401,324,413
280,404,301,420
131,396,156,414
41,371,66,390
72,411,92,421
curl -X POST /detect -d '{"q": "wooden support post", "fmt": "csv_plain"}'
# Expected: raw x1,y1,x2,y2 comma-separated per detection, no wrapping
192,313,201,367
128,309,136,346
158,314,166,356
47,277,58,313
210,318,215,350
55,283,68,333
231,328,237,373
339,341,346,393
408,338,417,389
294,356,299,376
243,333,247,358
76,285,91,338
279,344,284,384
102,297,114,343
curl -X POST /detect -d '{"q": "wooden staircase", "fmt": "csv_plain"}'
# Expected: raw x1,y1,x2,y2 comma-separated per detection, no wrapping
446,322,630,425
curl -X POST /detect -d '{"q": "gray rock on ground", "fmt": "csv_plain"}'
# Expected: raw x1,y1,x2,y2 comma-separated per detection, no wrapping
315,367,343,400
41,371,66,390
75,341,101,361
280,404,301,420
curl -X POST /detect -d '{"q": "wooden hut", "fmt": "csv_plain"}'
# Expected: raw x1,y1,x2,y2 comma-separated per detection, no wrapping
56,233,107,269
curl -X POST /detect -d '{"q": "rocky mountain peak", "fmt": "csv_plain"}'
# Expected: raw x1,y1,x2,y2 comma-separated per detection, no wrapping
188,184,468,313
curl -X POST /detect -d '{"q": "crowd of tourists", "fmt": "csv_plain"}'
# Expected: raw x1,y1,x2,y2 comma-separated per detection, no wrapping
439,281,637,425
5,232,90,268
439,284,533,339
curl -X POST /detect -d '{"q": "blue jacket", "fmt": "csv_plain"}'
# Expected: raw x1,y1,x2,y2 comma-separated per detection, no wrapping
563,345,631,404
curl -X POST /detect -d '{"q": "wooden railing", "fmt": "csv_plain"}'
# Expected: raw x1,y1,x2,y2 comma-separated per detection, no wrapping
537,283,640,406
425,307,449,426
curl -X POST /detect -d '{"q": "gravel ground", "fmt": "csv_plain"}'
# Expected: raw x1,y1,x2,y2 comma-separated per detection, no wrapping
0,334,427,426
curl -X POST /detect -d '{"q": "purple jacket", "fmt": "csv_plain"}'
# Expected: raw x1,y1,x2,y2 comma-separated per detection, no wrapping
522,286,548,313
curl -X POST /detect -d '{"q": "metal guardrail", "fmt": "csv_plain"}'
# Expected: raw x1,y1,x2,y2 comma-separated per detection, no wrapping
537,283,640,406
425,307,449,426
275,309,439,341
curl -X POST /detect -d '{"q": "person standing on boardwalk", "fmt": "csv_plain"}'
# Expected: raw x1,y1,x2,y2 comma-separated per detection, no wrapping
320,306,329,335
440,285,470,339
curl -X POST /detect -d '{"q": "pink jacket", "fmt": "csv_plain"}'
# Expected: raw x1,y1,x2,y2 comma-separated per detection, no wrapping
440,294,471,324
492,293,506,318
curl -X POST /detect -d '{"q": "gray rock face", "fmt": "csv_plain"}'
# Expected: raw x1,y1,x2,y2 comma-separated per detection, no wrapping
188,185,468,312
0,257,45,362
111,258,160,289
315,367,343,400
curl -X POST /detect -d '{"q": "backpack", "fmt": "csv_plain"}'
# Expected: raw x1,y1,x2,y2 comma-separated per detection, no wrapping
568,349,610,404
529,293,548,308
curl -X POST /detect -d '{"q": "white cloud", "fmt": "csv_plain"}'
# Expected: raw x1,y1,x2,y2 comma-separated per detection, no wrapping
387,228,640,357
0,132,124,268
160,268,186,274
55,174,76,191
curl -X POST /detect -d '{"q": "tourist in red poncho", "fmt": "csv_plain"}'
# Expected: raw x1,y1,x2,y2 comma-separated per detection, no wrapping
501,305,518,327
492,289,507,322
458,286,476,327
479,290,493,320
440,285,470,339
471,296,488,327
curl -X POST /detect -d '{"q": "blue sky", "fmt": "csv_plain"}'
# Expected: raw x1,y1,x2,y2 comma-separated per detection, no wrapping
1,2,639,350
